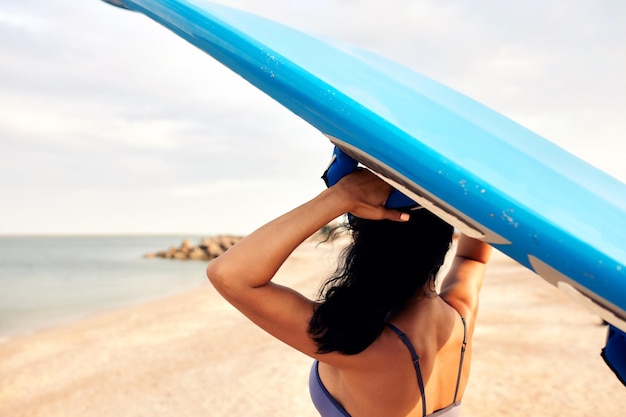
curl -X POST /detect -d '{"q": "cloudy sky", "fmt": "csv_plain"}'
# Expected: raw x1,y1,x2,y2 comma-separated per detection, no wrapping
1,0,624,235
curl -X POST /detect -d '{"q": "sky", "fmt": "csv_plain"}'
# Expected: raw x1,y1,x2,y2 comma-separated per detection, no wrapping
1,0,624,236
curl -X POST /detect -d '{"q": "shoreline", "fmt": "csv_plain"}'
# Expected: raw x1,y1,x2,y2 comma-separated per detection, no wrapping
1,241,624,416
0,235,213,341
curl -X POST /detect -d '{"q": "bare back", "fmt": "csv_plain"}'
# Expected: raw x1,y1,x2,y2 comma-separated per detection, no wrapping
314,296,471,417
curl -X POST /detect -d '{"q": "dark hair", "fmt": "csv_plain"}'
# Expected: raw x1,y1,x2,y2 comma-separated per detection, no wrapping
308,209,454,355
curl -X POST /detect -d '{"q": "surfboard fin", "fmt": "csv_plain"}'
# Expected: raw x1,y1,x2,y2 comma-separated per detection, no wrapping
101,0,131,10
601,325,626,387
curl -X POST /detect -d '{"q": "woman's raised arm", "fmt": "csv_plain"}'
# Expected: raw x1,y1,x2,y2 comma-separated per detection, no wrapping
439,235,492,323
206,170,406,359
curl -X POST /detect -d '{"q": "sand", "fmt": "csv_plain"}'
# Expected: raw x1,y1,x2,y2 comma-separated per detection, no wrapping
1,240,625,417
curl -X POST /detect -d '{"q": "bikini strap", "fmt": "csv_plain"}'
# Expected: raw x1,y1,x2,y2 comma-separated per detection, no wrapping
387,323,428,417
452,316,468,403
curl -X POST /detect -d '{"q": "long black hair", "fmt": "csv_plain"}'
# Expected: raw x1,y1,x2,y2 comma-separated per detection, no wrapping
308,209,454,355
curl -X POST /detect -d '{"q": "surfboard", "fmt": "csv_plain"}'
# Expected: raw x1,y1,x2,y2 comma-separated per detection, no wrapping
101,0,626,337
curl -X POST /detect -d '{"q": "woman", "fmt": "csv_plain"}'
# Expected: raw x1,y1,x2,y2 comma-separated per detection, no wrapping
207,169,492,417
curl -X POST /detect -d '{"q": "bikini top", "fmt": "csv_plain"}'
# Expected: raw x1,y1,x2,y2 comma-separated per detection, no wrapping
309,316,467,417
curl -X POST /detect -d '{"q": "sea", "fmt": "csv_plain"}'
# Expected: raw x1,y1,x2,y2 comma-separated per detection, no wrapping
0,235,210,339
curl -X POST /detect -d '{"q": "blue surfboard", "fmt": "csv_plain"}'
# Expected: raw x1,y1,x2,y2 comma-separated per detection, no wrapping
101,0,626,353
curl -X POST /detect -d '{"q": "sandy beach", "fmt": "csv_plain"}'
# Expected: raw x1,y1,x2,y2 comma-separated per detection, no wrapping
1,240,625,417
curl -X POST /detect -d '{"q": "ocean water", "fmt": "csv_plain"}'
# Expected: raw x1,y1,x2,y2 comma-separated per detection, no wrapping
0,235,210,338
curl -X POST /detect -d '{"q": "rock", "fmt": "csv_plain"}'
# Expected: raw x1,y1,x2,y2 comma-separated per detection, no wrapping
179,239,194,254
200,239,224,259
164,246,178,259
144,235,244,261
188,247,207,260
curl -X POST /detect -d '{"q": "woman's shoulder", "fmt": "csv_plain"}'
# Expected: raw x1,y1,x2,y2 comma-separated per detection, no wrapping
382,297,463,352
439,293,472,321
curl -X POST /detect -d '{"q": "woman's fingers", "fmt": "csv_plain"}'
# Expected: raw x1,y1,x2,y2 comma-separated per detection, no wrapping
332,170,410,222
389,210,411,222
355,206,410,222
336,169,391,205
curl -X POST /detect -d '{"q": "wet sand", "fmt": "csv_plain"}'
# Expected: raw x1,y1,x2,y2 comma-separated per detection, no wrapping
1,240,624,416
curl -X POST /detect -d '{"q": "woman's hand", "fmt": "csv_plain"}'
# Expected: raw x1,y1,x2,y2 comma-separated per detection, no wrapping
332,169,410,222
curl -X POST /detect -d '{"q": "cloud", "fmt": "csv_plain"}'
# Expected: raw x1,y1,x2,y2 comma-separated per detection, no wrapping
0,0,624,234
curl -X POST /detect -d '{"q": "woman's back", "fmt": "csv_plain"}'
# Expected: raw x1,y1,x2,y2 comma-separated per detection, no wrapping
312,296,471,417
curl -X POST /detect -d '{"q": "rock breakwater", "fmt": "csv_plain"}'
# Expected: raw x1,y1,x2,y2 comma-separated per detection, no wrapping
144,235,243,261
